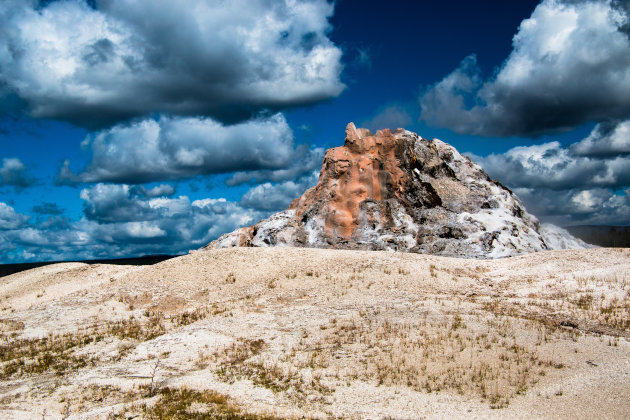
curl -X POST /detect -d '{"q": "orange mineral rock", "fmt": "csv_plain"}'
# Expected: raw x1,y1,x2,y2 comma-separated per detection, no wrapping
206,123,587,258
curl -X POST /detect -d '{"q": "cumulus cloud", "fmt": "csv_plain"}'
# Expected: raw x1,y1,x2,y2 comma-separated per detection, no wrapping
473,119,630,225
420,0,630,137
57,114,301,184
240,171,319,211
0,158,35,188
0,202,29,230
361,105,412,132
0,0,344,128
80,184,163,223
571,119,630,156
476,122,630,190
513,187,630,226
227,145,323,212
474,142,625,190
0,187,266,262
131,184,175,199
80,189,263,250
226,146,324,186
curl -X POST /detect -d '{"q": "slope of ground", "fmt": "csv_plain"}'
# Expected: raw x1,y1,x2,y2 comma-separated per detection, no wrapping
0,255,178,279
0,247,629,419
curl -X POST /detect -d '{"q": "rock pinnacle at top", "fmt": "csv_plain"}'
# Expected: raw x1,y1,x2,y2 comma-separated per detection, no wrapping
205,123,587,258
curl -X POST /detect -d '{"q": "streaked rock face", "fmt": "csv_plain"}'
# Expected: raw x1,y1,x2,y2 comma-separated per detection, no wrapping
205,123,588,258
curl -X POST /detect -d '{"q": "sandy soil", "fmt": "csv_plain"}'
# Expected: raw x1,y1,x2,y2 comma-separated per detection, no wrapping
0,247,629,419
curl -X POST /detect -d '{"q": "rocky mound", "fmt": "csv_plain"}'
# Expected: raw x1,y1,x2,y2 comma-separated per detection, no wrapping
205,123,587,258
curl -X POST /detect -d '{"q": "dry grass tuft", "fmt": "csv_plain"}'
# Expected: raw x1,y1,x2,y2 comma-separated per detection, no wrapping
141,387,283,419
297,311,559,408
1,247,628,418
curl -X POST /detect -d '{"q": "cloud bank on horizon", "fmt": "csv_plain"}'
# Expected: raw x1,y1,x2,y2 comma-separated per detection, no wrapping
1,0,629,262
2,184,264,262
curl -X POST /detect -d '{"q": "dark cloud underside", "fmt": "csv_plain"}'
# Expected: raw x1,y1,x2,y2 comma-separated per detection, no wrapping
473,119,630,225
420,0,630,137
0,0,344,128
57,114,306,185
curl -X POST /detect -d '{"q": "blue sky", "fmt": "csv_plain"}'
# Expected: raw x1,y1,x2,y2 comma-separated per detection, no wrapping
1,0,629,263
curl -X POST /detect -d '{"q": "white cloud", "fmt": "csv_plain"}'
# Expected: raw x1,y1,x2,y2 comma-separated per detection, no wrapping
476,122,630,190
132,184,175,198
0,0,344,128
0,202,30,230
58,113,301,184
240,171,319,211
513,187,630,226
420,0,630,136
80,184,152,222
0,187,266,262
123,222,166,239
79,191,262,249
226,145,324,186
571,119,630,156
0,157,35,188
472,119,630,225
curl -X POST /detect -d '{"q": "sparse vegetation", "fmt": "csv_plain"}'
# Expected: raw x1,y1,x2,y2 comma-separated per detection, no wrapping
0,248,628,417
53,384,284,419
141,387,283,419
0,305,230,381
0,327,102,379
301,311,560,408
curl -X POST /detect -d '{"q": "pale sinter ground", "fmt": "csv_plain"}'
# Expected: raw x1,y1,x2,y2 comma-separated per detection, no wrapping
0,247,629,419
